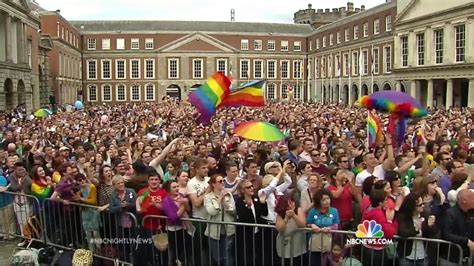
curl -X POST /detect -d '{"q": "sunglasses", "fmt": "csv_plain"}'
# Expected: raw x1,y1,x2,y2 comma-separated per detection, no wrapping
245,185,253,189
311,153,320,156
215,180,225,184
417,203,424,207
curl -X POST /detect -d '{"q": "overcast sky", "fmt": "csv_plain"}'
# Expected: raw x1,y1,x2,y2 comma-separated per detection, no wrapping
35,0,384,23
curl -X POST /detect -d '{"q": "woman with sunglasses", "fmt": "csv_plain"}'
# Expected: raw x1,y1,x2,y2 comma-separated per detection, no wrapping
204,174,236,266
397,192,439,265
235,180,268,266
301,173,321,213
327,168,358,230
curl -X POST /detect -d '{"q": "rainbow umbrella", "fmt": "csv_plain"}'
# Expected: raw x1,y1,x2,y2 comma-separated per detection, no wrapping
234,121,285,142
33,108,53,118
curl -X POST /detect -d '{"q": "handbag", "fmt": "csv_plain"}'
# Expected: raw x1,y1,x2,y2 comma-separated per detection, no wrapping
152,232,168,252
72,249,93,266
309,232,332,253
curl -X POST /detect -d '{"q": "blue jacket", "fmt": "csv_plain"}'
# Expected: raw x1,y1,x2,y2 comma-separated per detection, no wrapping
109,188,136,214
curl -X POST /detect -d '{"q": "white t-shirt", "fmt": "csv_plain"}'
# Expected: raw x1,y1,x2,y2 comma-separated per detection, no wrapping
186,176,210,219
356,164,385,187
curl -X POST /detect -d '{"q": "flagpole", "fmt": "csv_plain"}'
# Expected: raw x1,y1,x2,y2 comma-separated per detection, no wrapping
279,61,282,100
339,51,342,104
322,57,325,104
371,44,374,94
296,61,299,102
349,48,352,105
306,59,310,102
359,46,362,98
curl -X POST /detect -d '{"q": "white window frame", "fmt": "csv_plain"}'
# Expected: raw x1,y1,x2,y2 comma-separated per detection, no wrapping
374,19,380,35
293,60,302,79
168,58,179,79
434,29,443,64
316,39,320,49
294,41,301,51
281,84,288,99
87,38,96,50
267,40,275,51
294,84,302,101
401,36,409,67
322,36,326,47
240,59,250,79
101,59,112,80
266,83,275,100
145,83,155,101
254,40,262,50
281,60,289,79
131,84,141,101
102,38,110,50
337,32,341,44
116,84,127,102
455,24,465,63
267,60,276,79
363,22,369,37
130,59,140,79
116,38,125,50
145,38,154,49
87,60,97,80
145,59,155,79
352,52,359,76
116,59,126,79
87,85,97,102
315,58,319,78
345,28,349,42
384,45,392,73
354,25,359,40
281,40,289,51
385,15,392,32
131,38,140,50
372,47,379,74
416,33,425,66
216,59,228,76
362,50,368,75
343,53,349,77
101,84,112,102
241,39,249,50
329,34,333,46
253,60,263,79
193,58,204,79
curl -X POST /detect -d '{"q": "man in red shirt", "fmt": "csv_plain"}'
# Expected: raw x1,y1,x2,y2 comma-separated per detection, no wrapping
327,168,359,230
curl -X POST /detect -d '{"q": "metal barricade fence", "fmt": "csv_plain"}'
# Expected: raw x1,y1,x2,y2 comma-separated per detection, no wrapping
0,191,43,243
287,228,467,266
41,198,135,265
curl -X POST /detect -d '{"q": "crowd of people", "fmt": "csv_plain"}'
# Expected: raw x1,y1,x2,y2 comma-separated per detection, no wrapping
0,99,473,266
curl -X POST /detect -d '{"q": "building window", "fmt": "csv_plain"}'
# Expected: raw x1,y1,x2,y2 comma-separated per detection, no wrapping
267,40,275,51
374,19,380,35
102,39,110,50
384,46,392,73
116,60,126,79
336,32,341,44
168,59,179,79
343,54,349,77
401,36,408,67
254,60,263,79
240,60,249,79
131,85,140,101
27,40,32,68
101,60,111,79
131,38,140,49
316,39,320,49
309,41,313,51
241,39,249,50
145,59,155,79
267,60,276,79
266,83,275,99
61,26,64,39
345,28,349,42
145,38,154,49
321,57,326,78
254,40,262,50
315,58,319,78
193,59,203,79
352,52,359,76
88,38,96,50
322,36,326,47
455,24,465,62
293,60,302,79
102,85,112,102
362,50,368,75
145,84,155,101
416,33,425,66
363,23,369,37
281,84,288,99
130,59,140,79
294,41,301,51
329,34,333,46
87,60,97,80
294,85,301,100
88,85,97,102
335,55,340,77
66,30,69,42
354,26,359,39
281,61,289,79
281,41,289,51
434,29,443,64
116,38,125,50
116,84,126,101
372,47,379,74
216,59,227,76
385,16,392,32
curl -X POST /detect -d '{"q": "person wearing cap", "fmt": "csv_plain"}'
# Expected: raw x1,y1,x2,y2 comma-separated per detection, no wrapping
59,146,71,160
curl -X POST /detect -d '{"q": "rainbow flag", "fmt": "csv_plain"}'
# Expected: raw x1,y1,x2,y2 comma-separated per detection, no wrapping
367,111,384,148
412,126,427,147
219,80,266,108
188,72,231,124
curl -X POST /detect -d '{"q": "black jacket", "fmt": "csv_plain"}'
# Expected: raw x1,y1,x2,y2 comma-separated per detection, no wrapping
396,213,440,259
442,205,474,263
235,196,268,225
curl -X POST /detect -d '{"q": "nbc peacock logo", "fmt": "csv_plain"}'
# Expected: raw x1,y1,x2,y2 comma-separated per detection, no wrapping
355,220,384,238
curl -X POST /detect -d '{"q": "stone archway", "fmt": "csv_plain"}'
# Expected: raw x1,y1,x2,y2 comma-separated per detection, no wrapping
166,84,181,100
4,78,14,111
362,84,369,96
352,84,359,102
383,83,392,90
17,79,25,107
373,83,379,92
190,84,201,92
343,85,349,104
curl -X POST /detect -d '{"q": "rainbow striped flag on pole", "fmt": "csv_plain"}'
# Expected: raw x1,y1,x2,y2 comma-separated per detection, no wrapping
367,110,384,148
219,80,266,108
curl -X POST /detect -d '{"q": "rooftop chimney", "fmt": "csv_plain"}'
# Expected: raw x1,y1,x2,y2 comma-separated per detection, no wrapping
56,9,60,13
308,3,312,9
361,5,365,11
347,2,354,12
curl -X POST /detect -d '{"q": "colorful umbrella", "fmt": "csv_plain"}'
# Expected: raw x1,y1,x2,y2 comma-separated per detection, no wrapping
358,91,427,118
234,121,285,142
33,108,53,118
